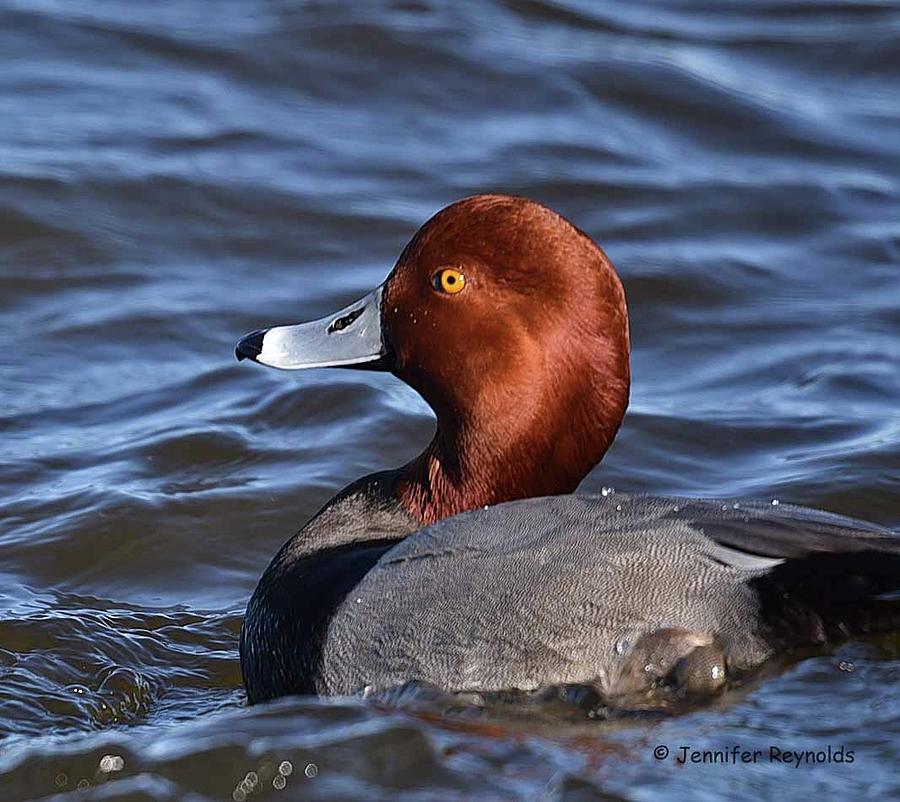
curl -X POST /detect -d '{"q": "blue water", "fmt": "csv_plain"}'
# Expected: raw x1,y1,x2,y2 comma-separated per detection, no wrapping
1,1,899,799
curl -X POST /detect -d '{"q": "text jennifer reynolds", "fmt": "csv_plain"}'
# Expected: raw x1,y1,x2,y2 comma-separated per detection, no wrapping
652,744,855,767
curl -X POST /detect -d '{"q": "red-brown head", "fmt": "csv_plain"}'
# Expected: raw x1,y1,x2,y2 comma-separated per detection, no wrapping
237,194,630,524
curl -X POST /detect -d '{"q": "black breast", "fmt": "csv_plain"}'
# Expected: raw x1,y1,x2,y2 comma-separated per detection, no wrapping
240,471,418,703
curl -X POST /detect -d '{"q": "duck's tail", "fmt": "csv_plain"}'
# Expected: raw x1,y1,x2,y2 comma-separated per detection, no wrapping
752,550,900,650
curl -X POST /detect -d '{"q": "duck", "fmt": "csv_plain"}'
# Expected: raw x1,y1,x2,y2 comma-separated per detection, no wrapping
235,194,900,706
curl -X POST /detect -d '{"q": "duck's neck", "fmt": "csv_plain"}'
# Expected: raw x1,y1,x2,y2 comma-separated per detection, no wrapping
394,369,629,526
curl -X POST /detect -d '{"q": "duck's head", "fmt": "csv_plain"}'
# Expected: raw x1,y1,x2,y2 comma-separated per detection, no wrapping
237,194,630,524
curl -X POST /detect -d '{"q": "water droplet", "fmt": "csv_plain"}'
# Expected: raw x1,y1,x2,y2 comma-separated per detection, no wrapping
355,597,362,604
278,761,293,777
305,763,318,778
76,779,90,791
615,504,622,512
673,505,680,512
233,789,247,802
54,773,68,788
839,661,855,672
273,775,287,790
771,499,780,506
99,754,125,773
615,637,629,655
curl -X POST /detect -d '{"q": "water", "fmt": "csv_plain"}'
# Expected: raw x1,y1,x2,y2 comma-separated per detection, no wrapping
1,0,899,798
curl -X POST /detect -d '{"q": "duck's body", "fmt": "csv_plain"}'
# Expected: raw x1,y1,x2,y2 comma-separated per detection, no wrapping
319,493,899,697
236,194,900,706
243,489,898,702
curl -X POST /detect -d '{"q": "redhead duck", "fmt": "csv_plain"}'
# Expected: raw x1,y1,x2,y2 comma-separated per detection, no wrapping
236,195,899,706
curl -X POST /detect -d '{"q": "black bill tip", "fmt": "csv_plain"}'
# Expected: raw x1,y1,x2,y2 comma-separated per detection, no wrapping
235,329,265,362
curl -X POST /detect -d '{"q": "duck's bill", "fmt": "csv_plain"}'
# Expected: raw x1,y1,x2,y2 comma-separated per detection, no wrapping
235,285,388,370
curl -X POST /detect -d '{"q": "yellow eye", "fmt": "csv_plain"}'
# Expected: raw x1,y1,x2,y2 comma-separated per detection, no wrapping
433,268,466,295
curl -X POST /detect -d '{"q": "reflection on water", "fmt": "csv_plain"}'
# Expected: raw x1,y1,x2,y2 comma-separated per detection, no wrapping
1,0,899,798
